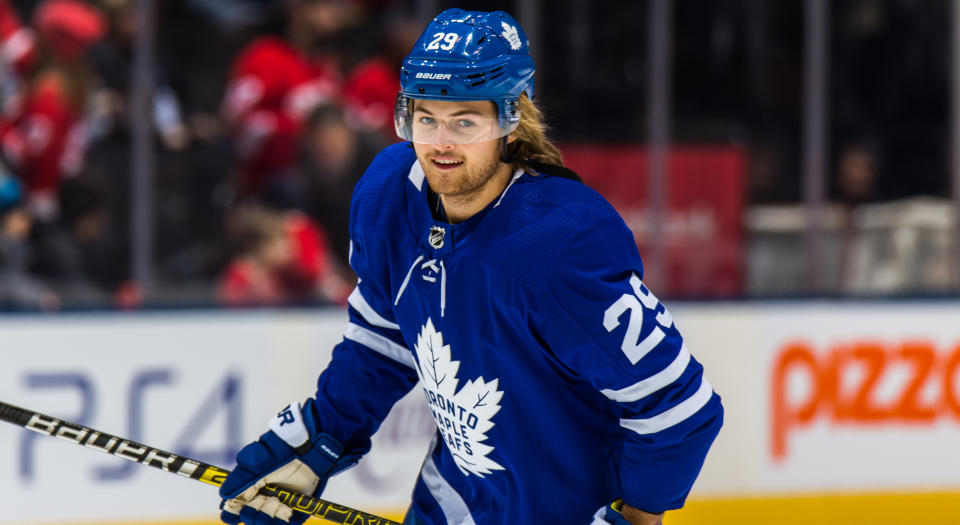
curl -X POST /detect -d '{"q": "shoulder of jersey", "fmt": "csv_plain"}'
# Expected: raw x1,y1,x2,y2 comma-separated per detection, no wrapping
474,171,630,286
350,142,417,233
501,171,624,242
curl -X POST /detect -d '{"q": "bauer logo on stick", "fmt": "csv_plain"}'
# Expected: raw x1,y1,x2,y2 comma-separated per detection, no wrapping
23,412,201,476
0,400,400,524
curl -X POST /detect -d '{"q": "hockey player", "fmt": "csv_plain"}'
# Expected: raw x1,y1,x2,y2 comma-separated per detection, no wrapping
218,9,723,525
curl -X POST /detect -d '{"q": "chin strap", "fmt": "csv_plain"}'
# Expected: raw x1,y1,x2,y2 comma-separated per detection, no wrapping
500,135,513,163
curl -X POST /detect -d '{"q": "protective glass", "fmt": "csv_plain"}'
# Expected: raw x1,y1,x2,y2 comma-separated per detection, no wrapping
395,96,518,145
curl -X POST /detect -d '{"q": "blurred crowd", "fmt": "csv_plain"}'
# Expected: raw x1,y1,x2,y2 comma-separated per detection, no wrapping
0,0,956,310
0,0,420,309
667,0,955,295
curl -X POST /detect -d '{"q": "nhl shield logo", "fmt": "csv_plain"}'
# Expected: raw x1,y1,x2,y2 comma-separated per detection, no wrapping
429,226,446,249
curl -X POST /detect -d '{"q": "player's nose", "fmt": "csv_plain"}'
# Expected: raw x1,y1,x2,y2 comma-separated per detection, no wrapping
431,140,456,152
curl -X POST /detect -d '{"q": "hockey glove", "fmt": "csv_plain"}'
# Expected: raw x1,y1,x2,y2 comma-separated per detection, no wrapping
219,400,363,525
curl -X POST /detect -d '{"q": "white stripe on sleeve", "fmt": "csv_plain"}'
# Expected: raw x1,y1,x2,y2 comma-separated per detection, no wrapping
619,378,714,435
343,323,415,369
348,287,400,330
601,344,691,403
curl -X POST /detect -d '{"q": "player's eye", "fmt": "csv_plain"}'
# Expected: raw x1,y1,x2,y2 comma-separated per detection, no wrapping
456,119,476,128
418,116,437,126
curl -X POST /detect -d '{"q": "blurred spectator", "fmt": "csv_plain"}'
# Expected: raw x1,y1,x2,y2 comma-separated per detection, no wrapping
831,0,949,200
218,205,291,306
218,203,348,306
0,1,34,175
88,0,189,152
0,0,104,222
221,0,354,198
0,0,38,90
274,103,384,274
81,0,233,298
833,141,879,290
342,15,419,136
280,208,350,304
39,174,126,301
834,141,879,205
0,165,59,310
747,141,801,204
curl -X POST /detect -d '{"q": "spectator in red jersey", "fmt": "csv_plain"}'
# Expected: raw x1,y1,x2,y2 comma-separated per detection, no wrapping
0,0,104,222
279,208,351,305
218,205,292,306
218,203,348,306
0,0,37,73
342,15,420,136
0,0,34,165
221,0,356,198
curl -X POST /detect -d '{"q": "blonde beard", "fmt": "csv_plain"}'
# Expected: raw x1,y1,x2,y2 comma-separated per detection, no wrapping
420,140,509,205
429,156,501,199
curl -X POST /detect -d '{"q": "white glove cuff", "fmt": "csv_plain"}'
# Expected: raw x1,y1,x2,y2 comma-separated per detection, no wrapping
268,401,310,448
591,504,612,525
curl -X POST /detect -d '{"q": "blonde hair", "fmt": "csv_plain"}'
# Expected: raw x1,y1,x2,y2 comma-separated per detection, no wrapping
506,93,564,170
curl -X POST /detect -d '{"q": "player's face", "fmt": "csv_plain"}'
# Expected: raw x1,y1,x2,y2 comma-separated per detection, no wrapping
412,99,512,199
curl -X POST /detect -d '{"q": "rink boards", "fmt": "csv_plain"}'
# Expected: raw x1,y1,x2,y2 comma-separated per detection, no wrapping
1,303,959,524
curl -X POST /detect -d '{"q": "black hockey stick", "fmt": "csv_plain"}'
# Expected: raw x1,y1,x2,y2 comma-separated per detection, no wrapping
0,400,400,525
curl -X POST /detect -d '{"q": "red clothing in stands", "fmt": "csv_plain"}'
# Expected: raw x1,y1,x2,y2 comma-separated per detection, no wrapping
222,37,341,195
218,259,285,307
0,0,37,76
218,213,333,306
0,72,82,198
343,56,399,134
279,212,330,299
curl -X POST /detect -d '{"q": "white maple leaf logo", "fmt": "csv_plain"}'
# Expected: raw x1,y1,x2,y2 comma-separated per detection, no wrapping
414,318,505,477
501,21,522,51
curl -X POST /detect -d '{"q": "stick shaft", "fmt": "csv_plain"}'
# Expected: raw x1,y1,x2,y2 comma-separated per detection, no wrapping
0,401,400,525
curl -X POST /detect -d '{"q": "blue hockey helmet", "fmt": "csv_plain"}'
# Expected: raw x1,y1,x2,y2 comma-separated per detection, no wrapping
394,9,535,145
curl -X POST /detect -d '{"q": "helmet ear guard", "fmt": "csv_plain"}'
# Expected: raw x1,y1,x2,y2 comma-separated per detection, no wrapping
394,93,413,142
503,98,520,127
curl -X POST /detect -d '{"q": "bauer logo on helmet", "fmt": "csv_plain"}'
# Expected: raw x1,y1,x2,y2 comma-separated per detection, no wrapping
416,73,452,80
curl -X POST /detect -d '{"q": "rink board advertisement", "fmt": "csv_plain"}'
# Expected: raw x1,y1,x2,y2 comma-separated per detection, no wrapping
2,303,960,524
0,310,434,525
676,301,960,524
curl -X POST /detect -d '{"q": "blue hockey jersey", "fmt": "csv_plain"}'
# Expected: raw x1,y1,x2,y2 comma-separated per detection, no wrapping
310,143,723,524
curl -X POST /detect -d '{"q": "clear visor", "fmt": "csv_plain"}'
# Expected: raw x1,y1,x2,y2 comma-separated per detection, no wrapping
395,96,518,145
